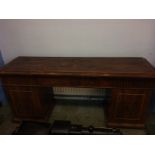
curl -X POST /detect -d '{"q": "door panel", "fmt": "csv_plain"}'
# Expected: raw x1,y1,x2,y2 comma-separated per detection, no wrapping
5,86,55,121
107,89,151,128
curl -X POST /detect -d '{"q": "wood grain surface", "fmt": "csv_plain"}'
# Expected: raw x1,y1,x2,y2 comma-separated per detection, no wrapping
0,57,155,78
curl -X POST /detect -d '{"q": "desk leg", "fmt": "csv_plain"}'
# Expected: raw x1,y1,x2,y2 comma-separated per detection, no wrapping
106,88,152,128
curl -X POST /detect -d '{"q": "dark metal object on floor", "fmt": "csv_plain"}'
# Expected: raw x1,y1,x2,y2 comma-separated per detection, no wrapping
12,120,122,135
12,121,51,135
51,120,122,135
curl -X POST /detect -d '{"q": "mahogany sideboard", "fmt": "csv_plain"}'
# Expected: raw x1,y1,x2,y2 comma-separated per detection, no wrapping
0,57,155,128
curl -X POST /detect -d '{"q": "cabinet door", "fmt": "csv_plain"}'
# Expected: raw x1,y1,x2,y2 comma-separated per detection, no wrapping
7,88,37,118
5,86,54,121
107,89,151,128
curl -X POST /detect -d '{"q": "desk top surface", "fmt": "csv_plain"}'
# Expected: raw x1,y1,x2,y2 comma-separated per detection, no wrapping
0,57,155,78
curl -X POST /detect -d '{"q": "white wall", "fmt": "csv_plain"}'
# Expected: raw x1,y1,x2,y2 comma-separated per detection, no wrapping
0,19,155,66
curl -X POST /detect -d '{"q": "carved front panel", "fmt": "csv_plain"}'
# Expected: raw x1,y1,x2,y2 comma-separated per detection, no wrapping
107,89,151,128
5,86,54,121
7,89,37,118
114,90,146,120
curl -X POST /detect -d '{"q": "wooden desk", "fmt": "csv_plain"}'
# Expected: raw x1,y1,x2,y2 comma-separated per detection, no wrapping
0,57,155,128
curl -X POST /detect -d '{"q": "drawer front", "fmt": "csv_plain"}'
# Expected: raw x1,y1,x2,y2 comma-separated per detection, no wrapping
2,77,37,86
2,76,113,88
37,77,113,88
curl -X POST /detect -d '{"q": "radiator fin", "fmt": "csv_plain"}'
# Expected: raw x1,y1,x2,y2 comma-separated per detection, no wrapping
53,87,105,96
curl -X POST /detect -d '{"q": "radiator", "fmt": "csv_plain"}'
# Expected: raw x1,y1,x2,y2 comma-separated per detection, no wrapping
53,87,106,100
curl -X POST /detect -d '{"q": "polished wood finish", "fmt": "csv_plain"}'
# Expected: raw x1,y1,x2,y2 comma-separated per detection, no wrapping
0,57,155,78
0,57,155,128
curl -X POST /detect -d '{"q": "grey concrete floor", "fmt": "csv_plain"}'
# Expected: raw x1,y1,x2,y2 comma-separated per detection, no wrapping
0,99,150,135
